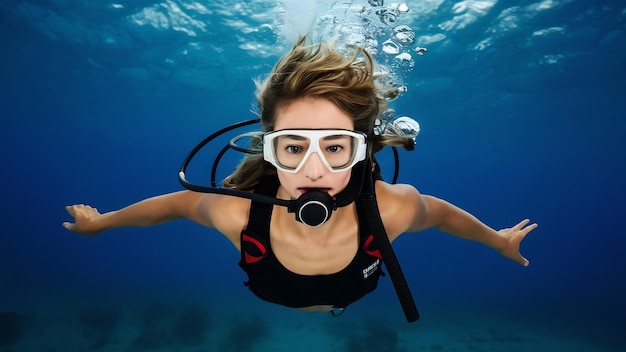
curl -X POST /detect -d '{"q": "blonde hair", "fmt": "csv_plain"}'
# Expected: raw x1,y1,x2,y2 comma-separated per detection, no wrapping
223,36,412,189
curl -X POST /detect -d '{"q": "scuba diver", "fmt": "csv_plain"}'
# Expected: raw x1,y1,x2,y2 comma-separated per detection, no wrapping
63,36,537,322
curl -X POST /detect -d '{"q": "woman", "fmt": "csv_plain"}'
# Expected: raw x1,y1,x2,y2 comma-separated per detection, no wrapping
63,37,537,314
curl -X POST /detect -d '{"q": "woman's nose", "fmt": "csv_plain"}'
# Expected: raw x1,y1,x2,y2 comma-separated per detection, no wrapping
301,152,326,180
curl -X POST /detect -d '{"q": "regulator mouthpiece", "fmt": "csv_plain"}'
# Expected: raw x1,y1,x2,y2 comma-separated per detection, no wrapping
288,191,337,227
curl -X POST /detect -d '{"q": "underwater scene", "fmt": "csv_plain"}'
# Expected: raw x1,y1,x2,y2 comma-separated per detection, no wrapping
1,0,624,351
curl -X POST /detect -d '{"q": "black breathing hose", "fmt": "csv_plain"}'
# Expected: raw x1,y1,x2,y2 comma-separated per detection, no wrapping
361,161,420,322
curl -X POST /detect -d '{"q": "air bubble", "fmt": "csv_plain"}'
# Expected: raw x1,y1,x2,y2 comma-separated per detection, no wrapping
377,9,399,24
397,3,409,13
392,25,415,46
382,39,401,54
414,47,428,55
393,116,420,139
394,52,412,62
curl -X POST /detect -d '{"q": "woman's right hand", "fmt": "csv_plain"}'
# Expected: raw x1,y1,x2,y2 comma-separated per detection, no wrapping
63,204,104,237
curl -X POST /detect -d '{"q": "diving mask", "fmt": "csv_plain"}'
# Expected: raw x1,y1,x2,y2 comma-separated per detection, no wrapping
262,129,367,173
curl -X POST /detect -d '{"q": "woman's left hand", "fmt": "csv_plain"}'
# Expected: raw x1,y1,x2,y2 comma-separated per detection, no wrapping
497,219,538,266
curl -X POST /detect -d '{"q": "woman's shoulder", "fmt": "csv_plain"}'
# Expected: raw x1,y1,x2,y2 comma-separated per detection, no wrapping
200,192,252,246
374,180,420,203
373,181,422,240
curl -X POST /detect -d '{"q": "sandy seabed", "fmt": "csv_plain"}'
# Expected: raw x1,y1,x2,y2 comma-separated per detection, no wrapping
1,297,620,352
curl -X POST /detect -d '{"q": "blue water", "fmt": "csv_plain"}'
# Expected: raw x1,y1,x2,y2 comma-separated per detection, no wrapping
1,1,624,351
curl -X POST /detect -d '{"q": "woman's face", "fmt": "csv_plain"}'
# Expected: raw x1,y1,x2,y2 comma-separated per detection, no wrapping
273,97,354,200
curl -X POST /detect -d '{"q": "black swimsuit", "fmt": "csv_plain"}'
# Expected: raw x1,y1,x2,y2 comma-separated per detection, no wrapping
238,176,384,309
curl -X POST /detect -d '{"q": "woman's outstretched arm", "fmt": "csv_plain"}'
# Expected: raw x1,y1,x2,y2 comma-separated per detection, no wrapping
380,182,537,266
416,194,537,266
63,191,207,237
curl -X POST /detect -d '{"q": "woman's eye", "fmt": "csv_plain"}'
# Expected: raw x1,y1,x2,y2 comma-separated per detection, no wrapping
286,145,302,154
326,145,343,153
